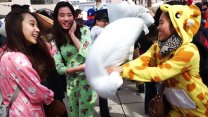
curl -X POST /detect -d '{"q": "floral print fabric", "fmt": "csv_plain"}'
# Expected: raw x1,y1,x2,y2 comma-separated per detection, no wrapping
0,51,54,117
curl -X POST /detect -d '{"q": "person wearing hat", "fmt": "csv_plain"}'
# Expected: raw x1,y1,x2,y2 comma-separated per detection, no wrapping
106,4,208,116
84,8,96,29
0,8,55,117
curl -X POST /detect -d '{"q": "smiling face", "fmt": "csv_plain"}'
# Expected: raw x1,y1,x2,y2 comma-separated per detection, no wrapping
58,7,74,30
22,13,40,45
157,12,175,41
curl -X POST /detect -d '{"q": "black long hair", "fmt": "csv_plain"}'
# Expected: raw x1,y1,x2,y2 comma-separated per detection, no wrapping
52,1,82,49
5,9,55,80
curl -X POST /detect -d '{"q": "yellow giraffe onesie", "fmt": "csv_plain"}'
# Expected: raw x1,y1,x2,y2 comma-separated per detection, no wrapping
122,4,208,117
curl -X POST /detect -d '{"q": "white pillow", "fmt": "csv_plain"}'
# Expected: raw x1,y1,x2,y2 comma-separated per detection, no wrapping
85,17,145,98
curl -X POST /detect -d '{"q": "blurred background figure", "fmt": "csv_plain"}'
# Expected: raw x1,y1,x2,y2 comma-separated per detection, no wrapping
84,8,96,29
91,10,110,117
36,8,54,19
75,9,84,19
91,10,109,42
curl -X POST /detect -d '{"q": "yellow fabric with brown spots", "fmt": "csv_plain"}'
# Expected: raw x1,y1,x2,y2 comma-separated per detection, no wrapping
160,4,201,45
122,4,208,117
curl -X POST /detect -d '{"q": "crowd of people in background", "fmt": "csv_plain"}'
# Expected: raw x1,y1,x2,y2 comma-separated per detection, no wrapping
0,0,208,117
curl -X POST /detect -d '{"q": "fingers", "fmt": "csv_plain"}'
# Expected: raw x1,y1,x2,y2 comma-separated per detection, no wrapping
68,21,77,34
106,66,113,74
106,66,122,74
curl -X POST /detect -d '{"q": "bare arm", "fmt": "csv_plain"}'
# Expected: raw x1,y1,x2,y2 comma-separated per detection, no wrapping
68,21,81,49
65,64,85,74
70,33,81,49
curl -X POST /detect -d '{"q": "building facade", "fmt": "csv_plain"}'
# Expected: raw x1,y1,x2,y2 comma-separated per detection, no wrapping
30,0,53,4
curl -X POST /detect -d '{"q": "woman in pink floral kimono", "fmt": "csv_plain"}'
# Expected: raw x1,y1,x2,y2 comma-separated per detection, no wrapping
0,9,54,116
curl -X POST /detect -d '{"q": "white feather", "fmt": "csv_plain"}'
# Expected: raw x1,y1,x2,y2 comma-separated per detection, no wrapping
187,19,195,27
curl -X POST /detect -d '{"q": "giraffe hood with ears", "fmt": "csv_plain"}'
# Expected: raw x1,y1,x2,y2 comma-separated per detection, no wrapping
160,4,201,45
119,4,208,117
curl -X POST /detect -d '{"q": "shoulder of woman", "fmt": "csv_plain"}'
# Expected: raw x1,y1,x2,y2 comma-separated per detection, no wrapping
81,26,90,31
1,51,30,65
179,43,196,48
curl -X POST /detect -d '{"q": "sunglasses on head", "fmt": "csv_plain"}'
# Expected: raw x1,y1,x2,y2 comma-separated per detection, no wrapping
11,4,30,11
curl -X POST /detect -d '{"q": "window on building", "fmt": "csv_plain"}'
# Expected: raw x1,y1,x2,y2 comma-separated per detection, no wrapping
30,0,52,4
0,0,11,2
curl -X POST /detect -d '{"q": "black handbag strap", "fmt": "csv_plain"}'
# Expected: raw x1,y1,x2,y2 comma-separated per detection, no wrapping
157,82,165,95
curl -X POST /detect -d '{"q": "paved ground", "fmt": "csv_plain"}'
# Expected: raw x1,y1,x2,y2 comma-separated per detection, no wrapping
64,79,149,117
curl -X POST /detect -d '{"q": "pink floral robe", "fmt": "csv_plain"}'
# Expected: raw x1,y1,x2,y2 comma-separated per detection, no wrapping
0,51,54,117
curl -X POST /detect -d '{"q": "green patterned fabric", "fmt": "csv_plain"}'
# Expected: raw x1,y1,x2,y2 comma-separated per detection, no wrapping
53,26,97,117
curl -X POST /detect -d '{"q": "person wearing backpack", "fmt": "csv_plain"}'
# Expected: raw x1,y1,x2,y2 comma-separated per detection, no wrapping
0,9,54,117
